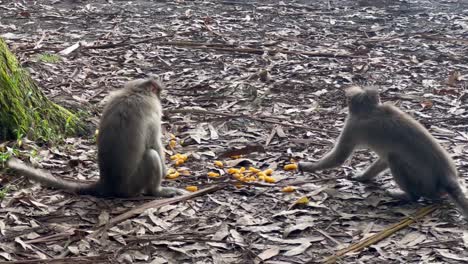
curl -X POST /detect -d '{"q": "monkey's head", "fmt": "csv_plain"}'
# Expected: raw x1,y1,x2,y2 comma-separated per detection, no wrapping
345,85,380,114
126,76,164,98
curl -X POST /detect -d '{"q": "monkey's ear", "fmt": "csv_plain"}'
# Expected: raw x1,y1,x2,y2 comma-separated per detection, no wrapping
344,85,363,98
142,78,164,96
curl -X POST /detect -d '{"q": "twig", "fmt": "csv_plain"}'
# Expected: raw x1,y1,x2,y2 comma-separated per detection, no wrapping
416,34,468,45
0,255,111,264
166,108,329,133
101,185,225,228
318,204,439,264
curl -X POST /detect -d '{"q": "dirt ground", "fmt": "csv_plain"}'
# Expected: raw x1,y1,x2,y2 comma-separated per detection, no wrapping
1,0,468,263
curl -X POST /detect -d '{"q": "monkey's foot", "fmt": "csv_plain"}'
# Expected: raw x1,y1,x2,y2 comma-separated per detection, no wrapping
386,190,413,201
154,187,188,197
298,162,317,172
351,174,375,183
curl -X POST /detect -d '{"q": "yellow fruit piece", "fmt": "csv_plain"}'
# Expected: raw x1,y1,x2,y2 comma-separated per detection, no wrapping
208,172,220,178
169,139,177,149
179,154,188,161
170,154,179,160
230,155,242,159
166,171,180,179
257,172,267,178
263,168,273,175
295,196,310,205
249,167,260,173
214,161,224,168
227,168,240,174
175,159,184,166
284,163,298,171
239,176,246,182
240,167,246,172
185,186,198,192
282,186,296,192
166,168,176,175
233,173,243,180
235,183,243,188
264,176,276,183
258,175,266,181
170,133,176,139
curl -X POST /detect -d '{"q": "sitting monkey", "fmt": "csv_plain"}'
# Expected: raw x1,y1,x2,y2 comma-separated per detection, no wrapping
8,77,185,198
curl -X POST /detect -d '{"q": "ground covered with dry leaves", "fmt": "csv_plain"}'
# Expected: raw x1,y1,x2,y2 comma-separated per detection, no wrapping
1,0,468,263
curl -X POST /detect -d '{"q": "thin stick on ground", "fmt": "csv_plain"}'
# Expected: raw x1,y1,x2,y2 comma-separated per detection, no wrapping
317,204,439,264
101,184,225,228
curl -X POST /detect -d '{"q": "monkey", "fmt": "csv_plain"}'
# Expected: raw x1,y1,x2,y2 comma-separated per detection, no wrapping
7,76,186,198
298,85,468,218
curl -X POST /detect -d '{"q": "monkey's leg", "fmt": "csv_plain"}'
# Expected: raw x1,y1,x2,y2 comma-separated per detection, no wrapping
353,158,388,182
142,149,186,197
386,154,420,202
445,181,468,219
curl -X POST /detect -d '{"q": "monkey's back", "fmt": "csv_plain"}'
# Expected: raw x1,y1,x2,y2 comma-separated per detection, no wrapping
97,90,160,196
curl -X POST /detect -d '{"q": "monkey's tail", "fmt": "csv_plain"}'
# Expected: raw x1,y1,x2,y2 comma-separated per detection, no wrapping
7,158,101,196
445,182,468,219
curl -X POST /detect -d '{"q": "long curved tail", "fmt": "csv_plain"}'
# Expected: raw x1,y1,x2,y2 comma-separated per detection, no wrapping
7,158,101,196
445,181,468,219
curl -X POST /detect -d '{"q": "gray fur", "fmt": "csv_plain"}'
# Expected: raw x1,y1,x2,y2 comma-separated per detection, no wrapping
299,86,468,218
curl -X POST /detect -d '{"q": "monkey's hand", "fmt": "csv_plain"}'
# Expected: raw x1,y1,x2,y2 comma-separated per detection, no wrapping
298,162,317,172
155,187,188,197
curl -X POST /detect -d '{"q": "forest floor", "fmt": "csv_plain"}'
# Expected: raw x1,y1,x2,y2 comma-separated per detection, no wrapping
1,0,468,263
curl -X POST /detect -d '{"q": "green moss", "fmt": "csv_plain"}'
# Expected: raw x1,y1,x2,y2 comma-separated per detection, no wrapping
0,38,85,142
36,53,61,63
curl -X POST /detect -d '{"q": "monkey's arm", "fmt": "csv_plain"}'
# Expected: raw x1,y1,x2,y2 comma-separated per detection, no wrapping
299,124,357,172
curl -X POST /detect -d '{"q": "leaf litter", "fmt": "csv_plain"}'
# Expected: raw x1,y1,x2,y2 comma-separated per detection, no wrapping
1,0,468,263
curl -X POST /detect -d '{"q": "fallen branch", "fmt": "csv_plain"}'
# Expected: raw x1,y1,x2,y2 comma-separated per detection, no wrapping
166,108,330,133
85,39,358,58
318,204,440,264
101,184,225,228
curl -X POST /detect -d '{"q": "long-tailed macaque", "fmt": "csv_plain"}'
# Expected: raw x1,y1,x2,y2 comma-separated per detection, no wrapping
8,77,185,198
299,85,468,218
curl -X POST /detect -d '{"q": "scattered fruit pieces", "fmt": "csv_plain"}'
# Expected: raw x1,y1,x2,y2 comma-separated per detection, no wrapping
208,172,220,178
263,168,274,175
185,186,198,192
282,186,296,192
214,160,224,168
284,163,298,171
171,153,188,166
